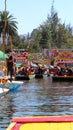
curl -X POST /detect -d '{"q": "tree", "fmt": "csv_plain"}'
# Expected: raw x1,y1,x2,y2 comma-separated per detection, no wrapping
0,11,18,36
39,23,51,49
0,11,18,51
31,29,42,52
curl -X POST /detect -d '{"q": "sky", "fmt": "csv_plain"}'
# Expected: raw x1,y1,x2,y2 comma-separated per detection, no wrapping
0,0,73,35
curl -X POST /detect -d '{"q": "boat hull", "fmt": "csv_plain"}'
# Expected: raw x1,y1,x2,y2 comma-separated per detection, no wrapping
15,75,30,80
35,74,43,79
29,74,35,79
52,75,73,81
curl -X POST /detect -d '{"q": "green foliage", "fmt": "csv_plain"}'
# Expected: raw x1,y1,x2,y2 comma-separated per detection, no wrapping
0,3,73,53
30,2,73,51
0,11,18,36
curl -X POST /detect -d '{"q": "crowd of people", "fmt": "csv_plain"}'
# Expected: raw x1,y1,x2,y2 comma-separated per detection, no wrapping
5,50,48,80
3,50,73,81
55,63,73,76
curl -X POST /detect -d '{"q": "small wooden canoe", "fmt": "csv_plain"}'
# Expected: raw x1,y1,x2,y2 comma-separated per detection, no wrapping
6,115,73,130
0,80,23,91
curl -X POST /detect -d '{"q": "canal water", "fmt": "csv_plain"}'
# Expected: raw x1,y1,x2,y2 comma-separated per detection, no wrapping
0,76,73,129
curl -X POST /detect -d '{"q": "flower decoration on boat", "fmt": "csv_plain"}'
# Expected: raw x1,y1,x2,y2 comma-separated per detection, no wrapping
53,49,59,57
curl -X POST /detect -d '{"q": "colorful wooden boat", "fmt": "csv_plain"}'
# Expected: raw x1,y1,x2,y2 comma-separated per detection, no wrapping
6,80,24,90
52,75,73,82
15,73,35,81
0,80,23,91
0,65,23,92
7,116,73,130
50,59,73,81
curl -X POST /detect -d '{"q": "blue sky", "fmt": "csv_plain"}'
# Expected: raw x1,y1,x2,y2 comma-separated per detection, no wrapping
0,0,73,35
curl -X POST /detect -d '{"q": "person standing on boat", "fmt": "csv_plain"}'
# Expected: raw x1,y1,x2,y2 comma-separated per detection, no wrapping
7,50,15,81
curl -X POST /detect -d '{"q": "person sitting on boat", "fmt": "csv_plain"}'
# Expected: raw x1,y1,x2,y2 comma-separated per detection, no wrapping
67,68,73,76
17,67,22,75
57,69,62,76
64,64,73,76
35,65,44,78
21,67,28,76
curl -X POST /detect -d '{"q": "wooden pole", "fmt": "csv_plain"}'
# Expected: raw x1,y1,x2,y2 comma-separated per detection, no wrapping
1,0,8,99
3,0,7,50
3,0,7,76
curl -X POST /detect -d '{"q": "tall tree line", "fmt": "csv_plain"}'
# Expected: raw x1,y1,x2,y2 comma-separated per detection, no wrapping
0,4,73,53
30,4,73,52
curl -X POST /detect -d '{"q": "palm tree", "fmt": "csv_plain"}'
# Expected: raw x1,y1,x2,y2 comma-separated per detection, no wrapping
0,11,18,53
0,11,18,36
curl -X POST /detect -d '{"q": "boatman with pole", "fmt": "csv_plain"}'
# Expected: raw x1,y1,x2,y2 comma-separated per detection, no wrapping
7,50,15,81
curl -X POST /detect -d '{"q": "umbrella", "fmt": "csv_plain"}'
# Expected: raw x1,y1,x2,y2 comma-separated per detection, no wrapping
0,51,8,59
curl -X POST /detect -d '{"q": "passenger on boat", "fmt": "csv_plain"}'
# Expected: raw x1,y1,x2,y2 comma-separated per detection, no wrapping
57,69,62,76
21,67,28,76
35,65,43,78
57,65,73,76
17,67,22,75
67,68,73,76
64,64,73,76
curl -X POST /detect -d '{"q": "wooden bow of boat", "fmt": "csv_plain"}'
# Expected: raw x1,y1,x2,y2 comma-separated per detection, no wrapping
7,115,73,130
0,76,24,93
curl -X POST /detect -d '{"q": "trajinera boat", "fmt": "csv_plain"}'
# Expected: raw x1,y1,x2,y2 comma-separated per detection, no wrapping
7,116,73,130
52,60,73,81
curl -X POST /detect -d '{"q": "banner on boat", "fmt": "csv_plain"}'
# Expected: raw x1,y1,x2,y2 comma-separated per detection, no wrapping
43,49,73,59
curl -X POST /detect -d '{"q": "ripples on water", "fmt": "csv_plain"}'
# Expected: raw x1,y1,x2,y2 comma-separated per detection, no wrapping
0,77,73,129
